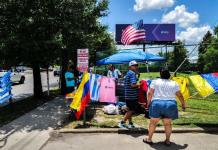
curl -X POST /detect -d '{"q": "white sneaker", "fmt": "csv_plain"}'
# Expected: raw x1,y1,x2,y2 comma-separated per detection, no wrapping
127,123,135,129
118,122,127,129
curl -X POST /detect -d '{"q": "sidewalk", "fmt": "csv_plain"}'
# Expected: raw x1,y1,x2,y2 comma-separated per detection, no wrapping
1,96,218,150
41,133,218,150
0,96,69,150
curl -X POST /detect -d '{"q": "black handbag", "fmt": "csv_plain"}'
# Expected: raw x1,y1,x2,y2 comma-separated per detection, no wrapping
144,109,150,119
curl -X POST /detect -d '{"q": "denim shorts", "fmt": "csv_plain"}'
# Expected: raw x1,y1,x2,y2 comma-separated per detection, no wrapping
149,100,178,120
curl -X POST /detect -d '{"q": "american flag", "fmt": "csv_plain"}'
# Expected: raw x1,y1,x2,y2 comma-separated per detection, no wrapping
121,20,146,45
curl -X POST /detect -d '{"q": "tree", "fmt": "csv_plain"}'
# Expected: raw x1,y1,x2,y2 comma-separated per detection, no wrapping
203,48,218,73
55,0,114,94
203,26,218,73
0,0,62,98
168,40,190,72
95,32,116,61
0,0,114,96
197,31,213,73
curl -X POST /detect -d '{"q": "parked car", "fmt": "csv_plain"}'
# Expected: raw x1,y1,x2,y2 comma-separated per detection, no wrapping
40,66,53,72
53,65,61,76
53,67,61,76
0,70,25,84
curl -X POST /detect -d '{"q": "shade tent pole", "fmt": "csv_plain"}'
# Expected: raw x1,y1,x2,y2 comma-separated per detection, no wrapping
143,43,146,52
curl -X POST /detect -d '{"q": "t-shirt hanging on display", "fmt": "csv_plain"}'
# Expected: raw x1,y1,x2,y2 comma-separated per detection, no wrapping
99,77,117,103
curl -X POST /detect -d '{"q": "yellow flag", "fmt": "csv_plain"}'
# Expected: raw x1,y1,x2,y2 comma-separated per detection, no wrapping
189,75,215,97
172,77,190,100
70,73,90,111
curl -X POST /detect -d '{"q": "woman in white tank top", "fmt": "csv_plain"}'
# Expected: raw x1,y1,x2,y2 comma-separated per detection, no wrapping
143,69,186,146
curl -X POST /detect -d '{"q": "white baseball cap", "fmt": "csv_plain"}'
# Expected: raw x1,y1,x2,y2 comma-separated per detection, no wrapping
129,60,138,66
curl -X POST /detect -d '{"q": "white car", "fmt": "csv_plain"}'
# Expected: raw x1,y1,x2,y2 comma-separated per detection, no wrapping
0,70,25,84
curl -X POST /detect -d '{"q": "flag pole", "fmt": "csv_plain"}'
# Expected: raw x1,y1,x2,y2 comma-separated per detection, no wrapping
172,45,198,77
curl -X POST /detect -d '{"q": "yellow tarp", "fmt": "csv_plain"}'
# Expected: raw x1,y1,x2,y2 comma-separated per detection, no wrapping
189,75,215,97
70,72,90,111
172,77,190,100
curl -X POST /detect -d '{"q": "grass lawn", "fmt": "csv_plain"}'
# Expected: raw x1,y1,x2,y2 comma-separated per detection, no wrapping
65,97,218,129
64,72,218,129
173,98,218,127
140,72,160,79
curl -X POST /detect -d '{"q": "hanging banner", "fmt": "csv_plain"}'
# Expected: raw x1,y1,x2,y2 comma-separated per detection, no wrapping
77,49,89,72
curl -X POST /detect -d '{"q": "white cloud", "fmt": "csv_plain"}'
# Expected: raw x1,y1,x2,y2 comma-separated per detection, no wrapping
134,0,174,11
177,25,212,60
161,5,199,28
177,25,212,44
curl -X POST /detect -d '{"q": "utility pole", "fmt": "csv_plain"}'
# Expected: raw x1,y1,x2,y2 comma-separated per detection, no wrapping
165,45,168,68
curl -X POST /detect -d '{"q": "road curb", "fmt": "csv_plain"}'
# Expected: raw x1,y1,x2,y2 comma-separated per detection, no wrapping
57,127,218,134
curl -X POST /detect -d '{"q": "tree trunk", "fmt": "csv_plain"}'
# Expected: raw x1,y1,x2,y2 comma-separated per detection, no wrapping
60,48,69,95
32,62,43,98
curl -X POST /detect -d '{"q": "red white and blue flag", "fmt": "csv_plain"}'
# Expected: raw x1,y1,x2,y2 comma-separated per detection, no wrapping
121,20,146,45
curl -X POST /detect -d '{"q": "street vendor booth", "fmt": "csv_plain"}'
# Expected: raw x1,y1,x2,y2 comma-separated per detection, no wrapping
70,50,166,120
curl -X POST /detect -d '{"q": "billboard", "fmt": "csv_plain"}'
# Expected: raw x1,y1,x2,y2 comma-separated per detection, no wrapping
77,49,89,72
116,24,175,44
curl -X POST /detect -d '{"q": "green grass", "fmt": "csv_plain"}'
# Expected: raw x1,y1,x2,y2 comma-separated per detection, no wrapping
65,98,218,129
140,72,160,79
173,98,218,127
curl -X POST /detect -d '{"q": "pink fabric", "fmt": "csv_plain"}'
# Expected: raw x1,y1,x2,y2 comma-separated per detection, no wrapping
99,77,117,103
138,80,148,108
213,72,218,77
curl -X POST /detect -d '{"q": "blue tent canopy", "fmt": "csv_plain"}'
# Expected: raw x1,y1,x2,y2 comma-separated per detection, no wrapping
96,50,166,65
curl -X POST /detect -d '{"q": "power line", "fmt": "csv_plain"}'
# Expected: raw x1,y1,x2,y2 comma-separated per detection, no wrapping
117,42,218,51
90,42,218,52
172,45,199,76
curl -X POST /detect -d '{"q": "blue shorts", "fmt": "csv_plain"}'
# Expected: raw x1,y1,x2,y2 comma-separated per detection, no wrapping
149,100,178,120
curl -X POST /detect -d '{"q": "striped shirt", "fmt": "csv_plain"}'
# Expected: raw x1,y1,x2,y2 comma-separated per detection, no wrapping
124,70,138,101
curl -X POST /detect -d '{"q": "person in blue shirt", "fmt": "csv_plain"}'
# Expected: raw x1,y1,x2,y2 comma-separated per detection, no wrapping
65,65,75,94
119,60,139,129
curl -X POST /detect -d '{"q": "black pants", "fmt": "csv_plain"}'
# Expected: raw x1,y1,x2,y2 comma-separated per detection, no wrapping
66,86,75,94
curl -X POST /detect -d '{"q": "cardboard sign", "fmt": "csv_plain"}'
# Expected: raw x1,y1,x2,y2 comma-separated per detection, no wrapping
77,49,89,72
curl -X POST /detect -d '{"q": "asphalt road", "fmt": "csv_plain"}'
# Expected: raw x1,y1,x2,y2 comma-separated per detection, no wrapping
42,133,218,150
1,71,59,106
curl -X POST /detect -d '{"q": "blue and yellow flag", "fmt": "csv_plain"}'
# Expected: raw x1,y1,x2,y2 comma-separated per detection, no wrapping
189,73,218,97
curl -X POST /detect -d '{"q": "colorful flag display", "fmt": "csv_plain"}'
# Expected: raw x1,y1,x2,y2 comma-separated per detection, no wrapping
70,72,90,120
0,71,12,104
69,72,218,120
189,73,218,97
172,77,190,100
